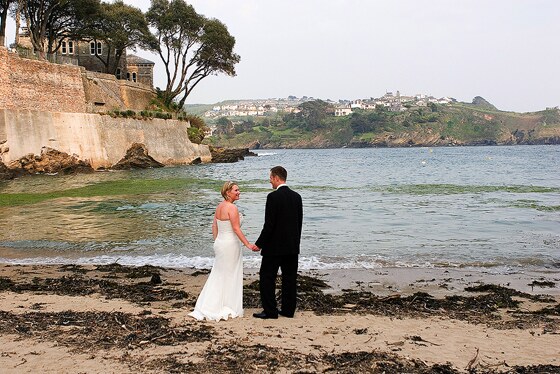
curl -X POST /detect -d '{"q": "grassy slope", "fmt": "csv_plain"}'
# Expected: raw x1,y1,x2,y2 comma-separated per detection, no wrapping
205,103,560,148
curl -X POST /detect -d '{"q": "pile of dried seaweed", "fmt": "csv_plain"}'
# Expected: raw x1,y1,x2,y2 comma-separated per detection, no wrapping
0,310,212,350
146,343,460,374
244,275,560,330
145,343,560,373
0,265,190,304
1,265,559,373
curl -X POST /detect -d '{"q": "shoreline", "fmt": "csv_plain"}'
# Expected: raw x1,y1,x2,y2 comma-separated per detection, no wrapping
0,263,559,373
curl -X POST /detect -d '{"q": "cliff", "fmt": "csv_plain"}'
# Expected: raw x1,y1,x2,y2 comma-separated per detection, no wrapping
0,47,210,169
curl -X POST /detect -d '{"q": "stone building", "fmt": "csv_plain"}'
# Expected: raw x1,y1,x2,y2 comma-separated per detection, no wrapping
17,28,154,88
124,55,155,87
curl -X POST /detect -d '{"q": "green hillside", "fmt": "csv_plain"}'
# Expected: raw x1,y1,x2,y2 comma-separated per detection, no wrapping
203,100,560,149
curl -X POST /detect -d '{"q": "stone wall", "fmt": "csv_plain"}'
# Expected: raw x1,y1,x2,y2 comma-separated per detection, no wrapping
83,71,155,113
0,47,155,113
0,47,209,169
0,109,211,169
0,47,87,113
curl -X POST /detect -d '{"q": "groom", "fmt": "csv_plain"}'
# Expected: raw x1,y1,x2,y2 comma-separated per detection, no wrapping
253,166,303,319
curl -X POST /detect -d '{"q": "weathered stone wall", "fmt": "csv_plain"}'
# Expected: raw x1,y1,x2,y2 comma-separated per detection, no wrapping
0,47,155,113
0,109,211,169
118,80,155,111
0,47,87,113
83,71,154,113
0,47,208,169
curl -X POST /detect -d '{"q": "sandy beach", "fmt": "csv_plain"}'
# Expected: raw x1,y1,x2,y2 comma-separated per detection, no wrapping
0,263,559,373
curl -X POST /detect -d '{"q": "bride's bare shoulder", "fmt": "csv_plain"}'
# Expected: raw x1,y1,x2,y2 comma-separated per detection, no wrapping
215,201,238,220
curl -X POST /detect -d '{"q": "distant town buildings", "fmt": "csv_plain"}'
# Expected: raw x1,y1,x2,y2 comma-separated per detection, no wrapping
204,91,456,118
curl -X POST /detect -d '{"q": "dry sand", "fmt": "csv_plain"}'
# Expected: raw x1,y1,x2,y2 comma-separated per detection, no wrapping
0,263,558,373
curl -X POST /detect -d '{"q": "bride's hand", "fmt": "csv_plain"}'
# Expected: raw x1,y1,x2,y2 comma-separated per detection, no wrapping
246,243,258,251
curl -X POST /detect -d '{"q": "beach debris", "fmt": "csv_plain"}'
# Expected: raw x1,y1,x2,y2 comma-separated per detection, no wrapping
0,265,559,373
528,280,556,290
353,328,368,335
191,269,210,276
0,274,190,304
465,347,480,371
0,310,213,350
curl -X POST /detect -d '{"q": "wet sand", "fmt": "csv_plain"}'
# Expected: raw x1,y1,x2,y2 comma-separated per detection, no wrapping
0,263,559,373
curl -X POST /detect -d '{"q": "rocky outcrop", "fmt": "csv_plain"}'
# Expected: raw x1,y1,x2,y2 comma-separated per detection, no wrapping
111,143,164,170
6,147,94,176
209,146,257,163
0,160,14,180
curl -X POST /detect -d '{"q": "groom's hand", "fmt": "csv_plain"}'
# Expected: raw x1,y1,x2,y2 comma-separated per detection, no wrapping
251,245,260,252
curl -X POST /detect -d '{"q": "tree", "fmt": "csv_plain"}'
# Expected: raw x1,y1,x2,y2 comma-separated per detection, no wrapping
350,110,384,134
296,100,332,130
84,1,155,74
147,0,240,111
0,0,16,47
21,0,100,58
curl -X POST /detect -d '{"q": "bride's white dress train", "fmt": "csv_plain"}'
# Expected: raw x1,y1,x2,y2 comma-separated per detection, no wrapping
189,218,244,321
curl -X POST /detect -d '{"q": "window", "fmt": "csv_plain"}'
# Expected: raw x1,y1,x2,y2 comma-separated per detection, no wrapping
126,72,130,80
132,72,137,82
116,68,121,80
68,41,74,54
90,41,102,55
61,41,67,54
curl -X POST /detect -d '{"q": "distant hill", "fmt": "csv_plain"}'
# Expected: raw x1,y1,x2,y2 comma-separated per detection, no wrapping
184,104,215,116
203,98,560,149
184,100,240,116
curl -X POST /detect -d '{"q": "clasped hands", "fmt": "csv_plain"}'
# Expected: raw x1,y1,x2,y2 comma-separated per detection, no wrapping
246,243,260,252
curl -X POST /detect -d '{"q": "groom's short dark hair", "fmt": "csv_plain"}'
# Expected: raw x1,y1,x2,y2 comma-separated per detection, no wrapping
270,166,287,181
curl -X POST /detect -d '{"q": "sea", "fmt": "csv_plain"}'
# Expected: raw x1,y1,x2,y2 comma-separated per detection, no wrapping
0,145,559,274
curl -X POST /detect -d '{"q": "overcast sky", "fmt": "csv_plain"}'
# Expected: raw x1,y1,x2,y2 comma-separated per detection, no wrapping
5,0,560,112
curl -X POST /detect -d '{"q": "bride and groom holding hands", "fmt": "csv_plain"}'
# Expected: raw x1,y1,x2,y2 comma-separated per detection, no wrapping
189,166,303,321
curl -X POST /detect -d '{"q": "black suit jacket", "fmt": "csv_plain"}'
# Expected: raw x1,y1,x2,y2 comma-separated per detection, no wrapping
255,186,303,256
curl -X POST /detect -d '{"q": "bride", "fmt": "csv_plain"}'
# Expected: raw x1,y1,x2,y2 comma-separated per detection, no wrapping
189,181,257,321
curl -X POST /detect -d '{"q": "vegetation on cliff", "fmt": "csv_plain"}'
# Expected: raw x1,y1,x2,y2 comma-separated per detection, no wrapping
204,99,560,149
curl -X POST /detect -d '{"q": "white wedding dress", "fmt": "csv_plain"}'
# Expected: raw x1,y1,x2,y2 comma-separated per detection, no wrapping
189,217,244,321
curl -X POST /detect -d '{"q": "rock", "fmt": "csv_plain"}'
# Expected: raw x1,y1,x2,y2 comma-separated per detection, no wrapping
150,274,162,285
209,146,257,163
0,160,15,180
6,147,94,176
111,143,164,170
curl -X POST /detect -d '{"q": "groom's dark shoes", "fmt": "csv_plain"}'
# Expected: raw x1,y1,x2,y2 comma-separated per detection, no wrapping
253,311,278,319
278,310,294,318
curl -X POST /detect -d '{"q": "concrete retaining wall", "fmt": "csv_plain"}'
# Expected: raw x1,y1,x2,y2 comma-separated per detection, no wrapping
0,109,211,169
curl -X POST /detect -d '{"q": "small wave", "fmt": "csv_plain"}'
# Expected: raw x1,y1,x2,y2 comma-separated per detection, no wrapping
0,254,557,274
254,152,277,157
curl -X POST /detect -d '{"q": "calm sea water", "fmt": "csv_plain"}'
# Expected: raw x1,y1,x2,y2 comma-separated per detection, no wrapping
1,146,559,273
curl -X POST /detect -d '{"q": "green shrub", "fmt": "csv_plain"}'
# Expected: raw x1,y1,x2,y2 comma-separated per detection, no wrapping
188,127,205,144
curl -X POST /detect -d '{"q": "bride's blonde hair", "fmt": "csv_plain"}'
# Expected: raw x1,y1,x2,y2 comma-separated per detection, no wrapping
221,181,237,200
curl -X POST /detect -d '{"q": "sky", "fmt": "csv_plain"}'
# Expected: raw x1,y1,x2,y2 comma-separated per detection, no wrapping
4,0,560,112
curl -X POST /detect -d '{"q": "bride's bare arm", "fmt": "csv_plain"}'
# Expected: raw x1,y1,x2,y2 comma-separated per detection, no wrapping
212,216,218,240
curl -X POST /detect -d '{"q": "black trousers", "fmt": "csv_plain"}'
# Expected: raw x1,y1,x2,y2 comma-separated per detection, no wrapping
259,254,298,316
